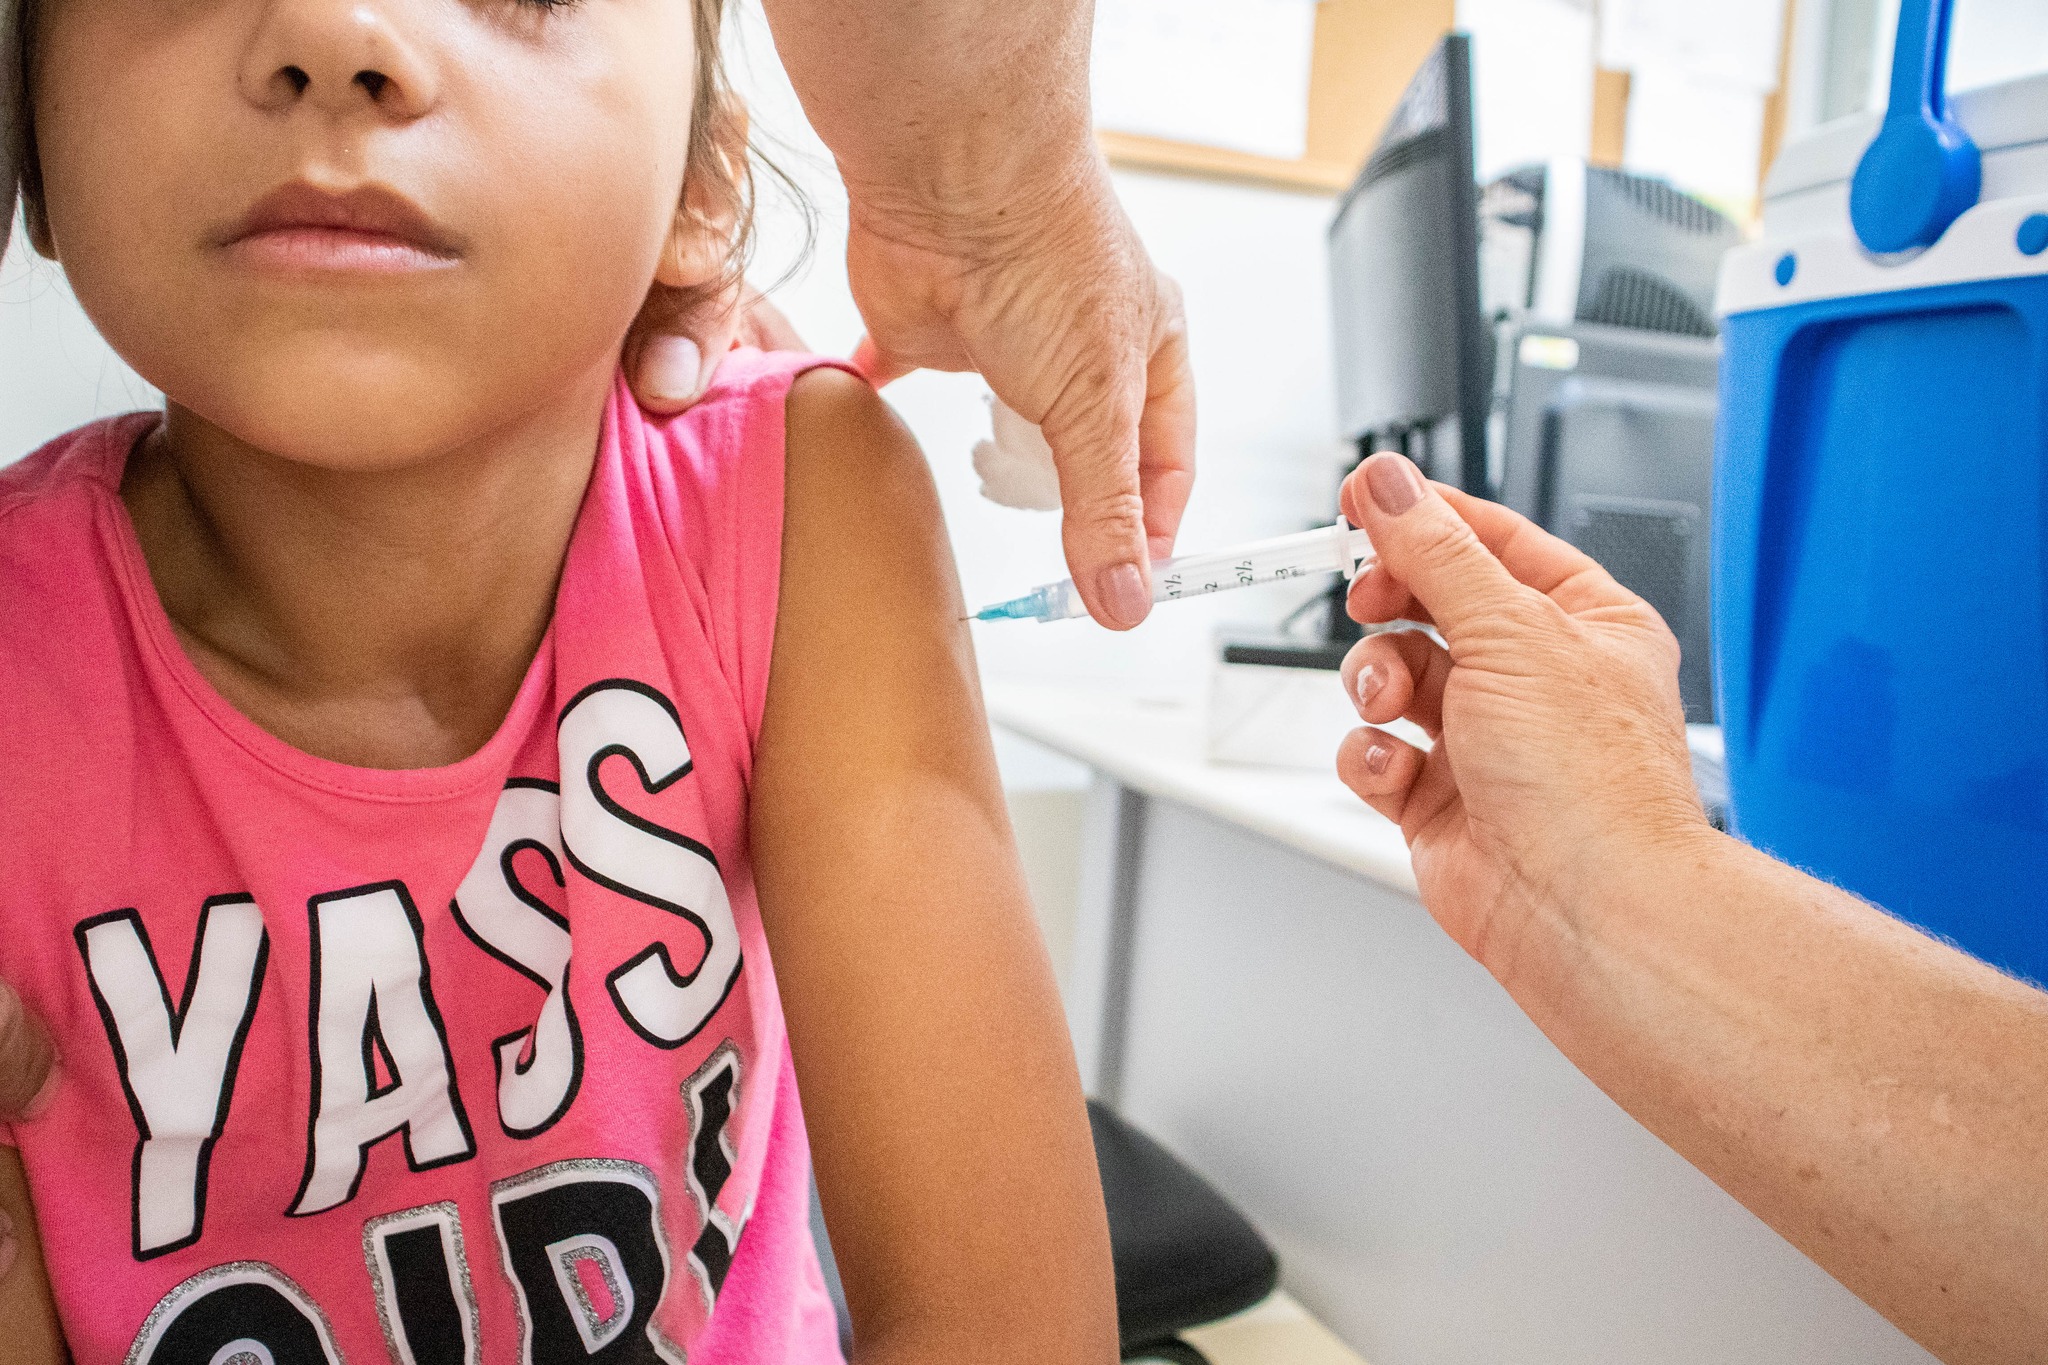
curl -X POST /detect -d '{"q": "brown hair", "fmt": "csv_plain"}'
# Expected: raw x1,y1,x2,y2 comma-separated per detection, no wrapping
7,0,779,301
8,0,46,253
676,0,773,315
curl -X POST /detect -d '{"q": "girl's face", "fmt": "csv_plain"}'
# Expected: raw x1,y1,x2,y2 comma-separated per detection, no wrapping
32,0,702,470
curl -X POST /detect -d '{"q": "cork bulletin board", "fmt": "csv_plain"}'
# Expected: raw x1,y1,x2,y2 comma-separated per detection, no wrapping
1096,0,1457,194
1096,0,1798,209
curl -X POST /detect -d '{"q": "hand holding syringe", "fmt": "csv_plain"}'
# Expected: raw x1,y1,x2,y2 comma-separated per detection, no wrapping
973,521,1376,624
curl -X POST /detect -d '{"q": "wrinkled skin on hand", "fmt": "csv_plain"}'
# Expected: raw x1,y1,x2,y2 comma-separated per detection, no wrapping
841,161,1195,630
1331,453,1712,987
625,156,1196,632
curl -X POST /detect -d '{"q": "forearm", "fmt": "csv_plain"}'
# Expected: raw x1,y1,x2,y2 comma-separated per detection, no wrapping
1508,833,2048,1363
757,0,1095,214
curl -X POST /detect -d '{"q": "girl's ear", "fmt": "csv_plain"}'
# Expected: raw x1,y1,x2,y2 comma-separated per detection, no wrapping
653,97,750,292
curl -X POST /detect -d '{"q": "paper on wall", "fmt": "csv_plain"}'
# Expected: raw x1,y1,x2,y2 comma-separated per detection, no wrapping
1092,0,1320,162
1457,0,1596,180
1623,62,1767,212
1872,0,2048,105
1599,0,1786,93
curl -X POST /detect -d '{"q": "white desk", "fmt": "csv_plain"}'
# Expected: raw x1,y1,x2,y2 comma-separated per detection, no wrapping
987,681,1933,1365
991,683,1416,895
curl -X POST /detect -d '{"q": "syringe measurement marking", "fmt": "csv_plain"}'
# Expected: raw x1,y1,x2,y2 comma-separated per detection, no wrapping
970,522,1370,623
1175,559,1321,598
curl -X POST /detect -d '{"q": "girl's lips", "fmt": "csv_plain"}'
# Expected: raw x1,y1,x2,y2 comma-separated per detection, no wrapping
226,225,459,275
219,182,463,275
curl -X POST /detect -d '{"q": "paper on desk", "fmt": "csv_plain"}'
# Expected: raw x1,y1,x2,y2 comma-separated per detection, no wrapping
1092,0,1319,162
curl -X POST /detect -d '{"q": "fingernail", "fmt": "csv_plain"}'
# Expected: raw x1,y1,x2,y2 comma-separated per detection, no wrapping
23,1066,58,1120
1366,455,1426,516
1364,739,1393,776
1355,663,1384,710
641,335,704,404
1099,563,1151,628
0,1211,16,1283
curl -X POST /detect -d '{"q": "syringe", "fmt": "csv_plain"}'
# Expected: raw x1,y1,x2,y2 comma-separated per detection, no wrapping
973,520,1375,623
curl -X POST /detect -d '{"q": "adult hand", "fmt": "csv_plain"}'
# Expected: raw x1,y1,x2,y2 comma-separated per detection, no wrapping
1333,453,2048,1365
845,161,1195,631
0,979,56,1125
0,921,59,1288
623,282,809,413
1332,452,1713,981
616,195,1197,637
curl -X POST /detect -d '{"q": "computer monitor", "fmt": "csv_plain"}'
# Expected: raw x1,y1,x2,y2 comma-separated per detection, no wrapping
1479,160,1742,339
1494,322,1721,722
1327,33,1491,496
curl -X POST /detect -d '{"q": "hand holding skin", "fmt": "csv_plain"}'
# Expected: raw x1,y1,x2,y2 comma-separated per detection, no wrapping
640,0,1196,632
622,165,1197,634
842,164,1196,631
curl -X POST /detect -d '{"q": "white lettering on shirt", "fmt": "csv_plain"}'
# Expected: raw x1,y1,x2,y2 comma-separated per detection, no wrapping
557,680,742,1050
76,897,268,1259
291,883,475,1217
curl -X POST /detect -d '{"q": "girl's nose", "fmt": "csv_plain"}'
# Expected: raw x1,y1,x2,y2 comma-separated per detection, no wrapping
239,0,441,123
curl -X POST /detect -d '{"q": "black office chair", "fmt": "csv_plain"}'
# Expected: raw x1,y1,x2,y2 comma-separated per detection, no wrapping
1090,1099,1279,1362
809,1100,1278,1365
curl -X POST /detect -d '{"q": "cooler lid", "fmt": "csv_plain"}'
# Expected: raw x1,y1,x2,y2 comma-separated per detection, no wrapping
1766,69,2048,203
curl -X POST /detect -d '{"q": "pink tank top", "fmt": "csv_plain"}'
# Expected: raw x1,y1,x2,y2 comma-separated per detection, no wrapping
0,351,847,1364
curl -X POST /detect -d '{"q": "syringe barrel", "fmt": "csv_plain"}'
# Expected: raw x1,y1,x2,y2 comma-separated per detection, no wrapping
1036,580,1084,621
1152,523,1372,604
1016,522,1372,622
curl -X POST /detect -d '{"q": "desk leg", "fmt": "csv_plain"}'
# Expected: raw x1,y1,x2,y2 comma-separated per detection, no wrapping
1066,775,1148,1104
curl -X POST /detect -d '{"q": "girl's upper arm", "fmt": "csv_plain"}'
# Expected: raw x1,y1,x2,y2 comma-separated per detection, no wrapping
0,1145,69,1361
749,368,1115,1364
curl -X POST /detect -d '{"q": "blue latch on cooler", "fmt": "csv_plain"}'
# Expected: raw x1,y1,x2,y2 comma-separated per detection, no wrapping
1848,0,1980,256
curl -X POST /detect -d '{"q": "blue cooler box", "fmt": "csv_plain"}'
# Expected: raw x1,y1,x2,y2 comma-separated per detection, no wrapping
1714,0,2048,979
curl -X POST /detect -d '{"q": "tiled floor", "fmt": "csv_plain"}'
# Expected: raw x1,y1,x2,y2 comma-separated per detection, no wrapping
1172,1293,1371,1365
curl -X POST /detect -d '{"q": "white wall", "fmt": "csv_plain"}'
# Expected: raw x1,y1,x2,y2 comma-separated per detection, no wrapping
1829,0,2048,124
0,228,155,463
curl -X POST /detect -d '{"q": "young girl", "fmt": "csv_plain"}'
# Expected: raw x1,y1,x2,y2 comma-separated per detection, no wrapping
0,0,1117,1360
